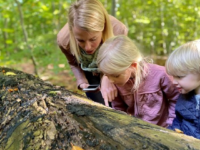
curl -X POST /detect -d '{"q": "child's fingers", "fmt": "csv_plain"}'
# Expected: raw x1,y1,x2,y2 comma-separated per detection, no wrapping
104,99,109,107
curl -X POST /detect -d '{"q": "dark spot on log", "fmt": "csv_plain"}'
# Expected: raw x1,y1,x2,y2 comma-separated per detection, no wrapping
86,138,99,147
101,125,114,132
99,144,113,150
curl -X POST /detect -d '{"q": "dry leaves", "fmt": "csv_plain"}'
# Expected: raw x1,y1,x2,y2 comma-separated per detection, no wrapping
70,143,84,150
175,128,184,134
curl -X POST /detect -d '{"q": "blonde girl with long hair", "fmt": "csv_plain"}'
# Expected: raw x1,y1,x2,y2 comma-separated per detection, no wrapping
97,35,179,127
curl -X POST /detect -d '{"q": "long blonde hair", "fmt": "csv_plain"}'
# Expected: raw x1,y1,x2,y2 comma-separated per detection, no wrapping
68,0,114,63
166,40,200,76
97,35,148,90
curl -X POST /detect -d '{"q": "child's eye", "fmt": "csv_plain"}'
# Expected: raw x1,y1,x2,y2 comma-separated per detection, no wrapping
78,40,84,43
175,76,184,79
113,75,120,78
90,38,96,42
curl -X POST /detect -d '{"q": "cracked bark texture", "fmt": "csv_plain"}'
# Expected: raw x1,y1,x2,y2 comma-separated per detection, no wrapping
0,67,200,150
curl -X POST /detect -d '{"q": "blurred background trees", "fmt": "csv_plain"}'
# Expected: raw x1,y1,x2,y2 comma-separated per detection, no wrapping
0,0,200,89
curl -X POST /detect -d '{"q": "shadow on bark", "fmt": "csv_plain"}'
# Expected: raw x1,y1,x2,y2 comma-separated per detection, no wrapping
0,67,200,150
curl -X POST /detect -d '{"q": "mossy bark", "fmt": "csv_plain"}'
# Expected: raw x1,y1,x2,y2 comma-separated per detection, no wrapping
0,67,200,150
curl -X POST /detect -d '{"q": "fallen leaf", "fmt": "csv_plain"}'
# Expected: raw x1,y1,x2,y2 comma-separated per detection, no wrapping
14,88,18,91
5,72,16,76
8,88,18,92
8,89,14,92
175,128,183,134
71,143,84,150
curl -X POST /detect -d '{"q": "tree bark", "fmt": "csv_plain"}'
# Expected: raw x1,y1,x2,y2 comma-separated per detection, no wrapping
0,67,200,150
111,0,116,17
2,18,8,49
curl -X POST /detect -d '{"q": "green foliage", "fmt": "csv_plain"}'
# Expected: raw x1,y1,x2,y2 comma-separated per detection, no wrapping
116,0,200,55
0,0,69,74
0,0,200,73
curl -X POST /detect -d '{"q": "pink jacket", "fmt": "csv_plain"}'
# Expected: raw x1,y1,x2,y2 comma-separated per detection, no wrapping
112,64,179,127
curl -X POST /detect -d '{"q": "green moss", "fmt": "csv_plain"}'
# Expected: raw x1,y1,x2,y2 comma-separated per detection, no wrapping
5,120,29,150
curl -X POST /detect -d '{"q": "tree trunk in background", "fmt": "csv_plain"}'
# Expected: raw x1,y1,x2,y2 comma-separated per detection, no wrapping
159,0,167,55
14,0,38,76
193,0,198,39
111,0,116,17
2,18,8,49
0,67,200,150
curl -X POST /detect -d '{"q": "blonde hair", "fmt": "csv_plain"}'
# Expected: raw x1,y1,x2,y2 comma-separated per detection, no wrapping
166,40,200,76
96,35,147,90
68,0,114,63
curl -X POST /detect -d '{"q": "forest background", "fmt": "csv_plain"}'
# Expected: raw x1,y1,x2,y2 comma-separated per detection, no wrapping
0,0,200,93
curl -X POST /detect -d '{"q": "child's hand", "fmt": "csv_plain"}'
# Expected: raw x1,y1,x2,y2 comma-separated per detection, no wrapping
175,128,184,134
101,75,118,107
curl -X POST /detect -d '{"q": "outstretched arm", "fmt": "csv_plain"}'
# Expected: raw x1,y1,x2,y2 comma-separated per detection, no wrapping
100,75,117,107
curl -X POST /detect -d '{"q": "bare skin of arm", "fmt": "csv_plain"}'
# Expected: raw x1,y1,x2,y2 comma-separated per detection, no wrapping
101,75,117,106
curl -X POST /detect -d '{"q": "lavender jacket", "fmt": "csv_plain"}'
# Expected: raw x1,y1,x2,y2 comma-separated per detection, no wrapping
112,64,179,127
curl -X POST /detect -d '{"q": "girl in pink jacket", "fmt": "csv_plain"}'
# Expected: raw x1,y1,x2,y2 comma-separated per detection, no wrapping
96,35,179,127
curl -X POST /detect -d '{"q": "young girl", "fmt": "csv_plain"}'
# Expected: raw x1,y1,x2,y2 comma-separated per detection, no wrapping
166,40,200,139
57,0,128,106
96,35,179,127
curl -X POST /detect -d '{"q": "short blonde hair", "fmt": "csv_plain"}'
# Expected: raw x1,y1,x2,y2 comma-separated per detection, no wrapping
68,0,113,62
166,40,200,76
97,35,147,90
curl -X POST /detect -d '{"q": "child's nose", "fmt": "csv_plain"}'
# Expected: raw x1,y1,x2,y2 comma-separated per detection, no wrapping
173,79,178,85
108,77,114,83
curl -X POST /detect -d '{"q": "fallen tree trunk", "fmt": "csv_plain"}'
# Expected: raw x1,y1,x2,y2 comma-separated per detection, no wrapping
0,67,200,150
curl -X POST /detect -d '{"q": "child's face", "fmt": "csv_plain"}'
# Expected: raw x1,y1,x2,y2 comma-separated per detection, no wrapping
105,67,133,86
173,73,200,94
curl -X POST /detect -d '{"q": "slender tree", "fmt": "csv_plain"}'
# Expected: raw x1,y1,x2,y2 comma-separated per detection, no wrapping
14,0,38,75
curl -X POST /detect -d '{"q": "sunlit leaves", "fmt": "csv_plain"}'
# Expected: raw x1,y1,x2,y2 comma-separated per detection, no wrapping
53,10,60,15
5,40,13,44
62,3,69,9
135,18,150,24
1,0,200,68
116,0,200,55
40,4,49,11
116,11,120,16
2,28,14,33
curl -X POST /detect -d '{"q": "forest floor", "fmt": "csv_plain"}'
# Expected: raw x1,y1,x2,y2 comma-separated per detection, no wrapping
10,62,82,94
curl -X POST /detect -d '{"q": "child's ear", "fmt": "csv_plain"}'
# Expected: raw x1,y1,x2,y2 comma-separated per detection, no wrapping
131,63,137,68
